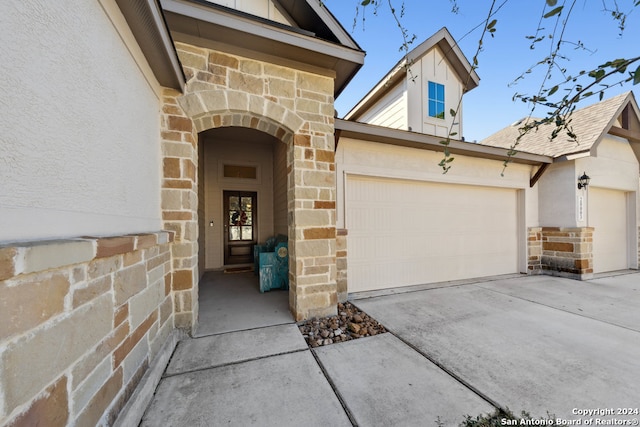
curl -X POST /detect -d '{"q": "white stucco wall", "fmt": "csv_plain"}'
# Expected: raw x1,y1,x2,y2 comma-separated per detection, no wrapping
538,162,578,227
577,135,640,192
0,0,163,243
538,135,640,229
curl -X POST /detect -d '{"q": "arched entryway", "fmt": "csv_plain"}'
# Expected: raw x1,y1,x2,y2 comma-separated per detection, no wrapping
160,44,340,332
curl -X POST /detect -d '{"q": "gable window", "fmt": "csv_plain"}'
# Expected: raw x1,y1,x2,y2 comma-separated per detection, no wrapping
428,81,445,119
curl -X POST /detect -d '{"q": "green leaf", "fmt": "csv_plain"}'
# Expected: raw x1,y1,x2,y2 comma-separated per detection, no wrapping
543,6,563,18
450,109,457,117
548,85,559,96
634,64,640,85
546,0,558,5
361,0,371,5
487,19,497,30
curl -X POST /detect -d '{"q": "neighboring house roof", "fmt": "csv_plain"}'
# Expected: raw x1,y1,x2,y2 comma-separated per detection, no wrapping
115,0,185,91
480,92,640,159
345,27,480,121
160,0,365,96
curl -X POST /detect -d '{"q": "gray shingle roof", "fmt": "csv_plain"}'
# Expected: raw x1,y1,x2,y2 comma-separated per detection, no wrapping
480,92,632,158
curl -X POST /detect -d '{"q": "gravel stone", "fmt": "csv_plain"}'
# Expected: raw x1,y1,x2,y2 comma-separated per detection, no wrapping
297,302,387,348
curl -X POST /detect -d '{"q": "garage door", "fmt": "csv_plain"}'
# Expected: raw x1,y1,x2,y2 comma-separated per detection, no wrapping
589,187,628,273
346,176,519,292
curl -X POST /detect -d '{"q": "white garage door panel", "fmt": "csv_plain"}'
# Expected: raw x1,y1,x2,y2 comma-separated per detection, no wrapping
589,188,628,273
347,176,519,292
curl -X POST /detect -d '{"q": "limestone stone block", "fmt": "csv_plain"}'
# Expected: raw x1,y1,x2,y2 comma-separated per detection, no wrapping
74,368,123,427
5,375,68,427
209,51,239,69
113,311,157,369
1,271,70,340
296,98,320,113
240,59,262,75
0,294,112,414
87,256,122,280
114,264,147,306
296,72,333,94
71,322,129,390
123,250,143,267
129,280,164,331
176,51,206,70
264,63,296,80
72,356,111,416
122,335,149,385
73,275,111,309
294,210,330,228
0,246,17,280
172,269,193,291
268,77,295,99
303,170,335,188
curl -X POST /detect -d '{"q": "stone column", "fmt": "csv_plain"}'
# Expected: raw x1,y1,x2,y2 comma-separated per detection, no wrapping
540,227,594,279
160,89,199,331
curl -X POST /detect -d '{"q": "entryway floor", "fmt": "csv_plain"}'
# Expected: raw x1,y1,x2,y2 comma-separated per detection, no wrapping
195,270,293,337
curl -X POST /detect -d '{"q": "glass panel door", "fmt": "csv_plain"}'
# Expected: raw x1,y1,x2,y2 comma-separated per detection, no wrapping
223,191,257,265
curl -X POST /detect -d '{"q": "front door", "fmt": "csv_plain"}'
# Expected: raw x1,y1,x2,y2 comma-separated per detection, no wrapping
223,191,257,265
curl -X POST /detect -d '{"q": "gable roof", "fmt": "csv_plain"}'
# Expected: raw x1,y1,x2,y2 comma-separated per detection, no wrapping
345,27,480,121
161,0,364,96
480,92,640,159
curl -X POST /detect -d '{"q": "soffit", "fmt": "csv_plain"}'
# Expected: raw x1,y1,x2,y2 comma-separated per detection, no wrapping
115,0,185,90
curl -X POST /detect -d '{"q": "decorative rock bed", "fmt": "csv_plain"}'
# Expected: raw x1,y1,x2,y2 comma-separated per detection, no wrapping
298,302,388,348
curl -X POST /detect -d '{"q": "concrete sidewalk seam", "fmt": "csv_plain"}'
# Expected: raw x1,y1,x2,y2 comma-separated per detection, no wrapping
193,321,296,339
161,347,310,379
385,329,502,414
310,348,359,427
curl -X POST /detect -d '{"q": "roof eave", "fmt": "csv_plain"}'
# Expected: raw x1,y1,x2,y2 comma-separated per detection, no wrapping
161,0,365,97
335,119,552,165
115,0,186,91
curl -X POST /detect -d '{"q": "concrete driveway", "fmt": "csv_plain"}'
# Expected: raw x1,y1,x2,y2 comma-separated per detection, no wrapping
139,273,640,426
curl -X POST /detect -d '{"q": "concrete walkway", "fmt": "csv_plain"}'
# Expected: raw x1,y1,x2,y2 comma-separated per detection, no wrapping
140,272,640,426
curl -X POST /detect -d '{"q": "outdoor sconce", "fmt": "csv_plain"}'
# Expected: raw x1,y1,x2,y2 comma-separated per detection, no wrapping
577,172,591,189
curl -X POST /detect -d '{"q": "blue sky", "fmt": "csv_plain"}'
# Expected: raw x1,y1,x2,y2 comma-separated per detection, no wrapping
323,0,640,141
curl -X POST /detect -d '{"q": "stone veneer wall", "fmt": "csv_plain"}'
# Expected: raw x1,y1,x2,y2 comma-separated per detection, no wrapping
527,227,543,274
527,227,594,279
336,229,348,302
0,232,176,426
167,42,338,320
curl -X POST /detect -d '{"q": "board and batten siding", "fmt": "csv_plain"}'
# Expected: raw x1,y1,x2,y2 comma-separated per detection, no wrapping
202,0,293,25
357,82,408,130
407,45,464,138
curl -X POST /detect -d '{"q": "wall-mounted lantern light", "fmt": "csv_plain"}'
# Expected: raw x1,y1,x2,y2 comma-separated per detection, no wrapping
577,172,591,189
